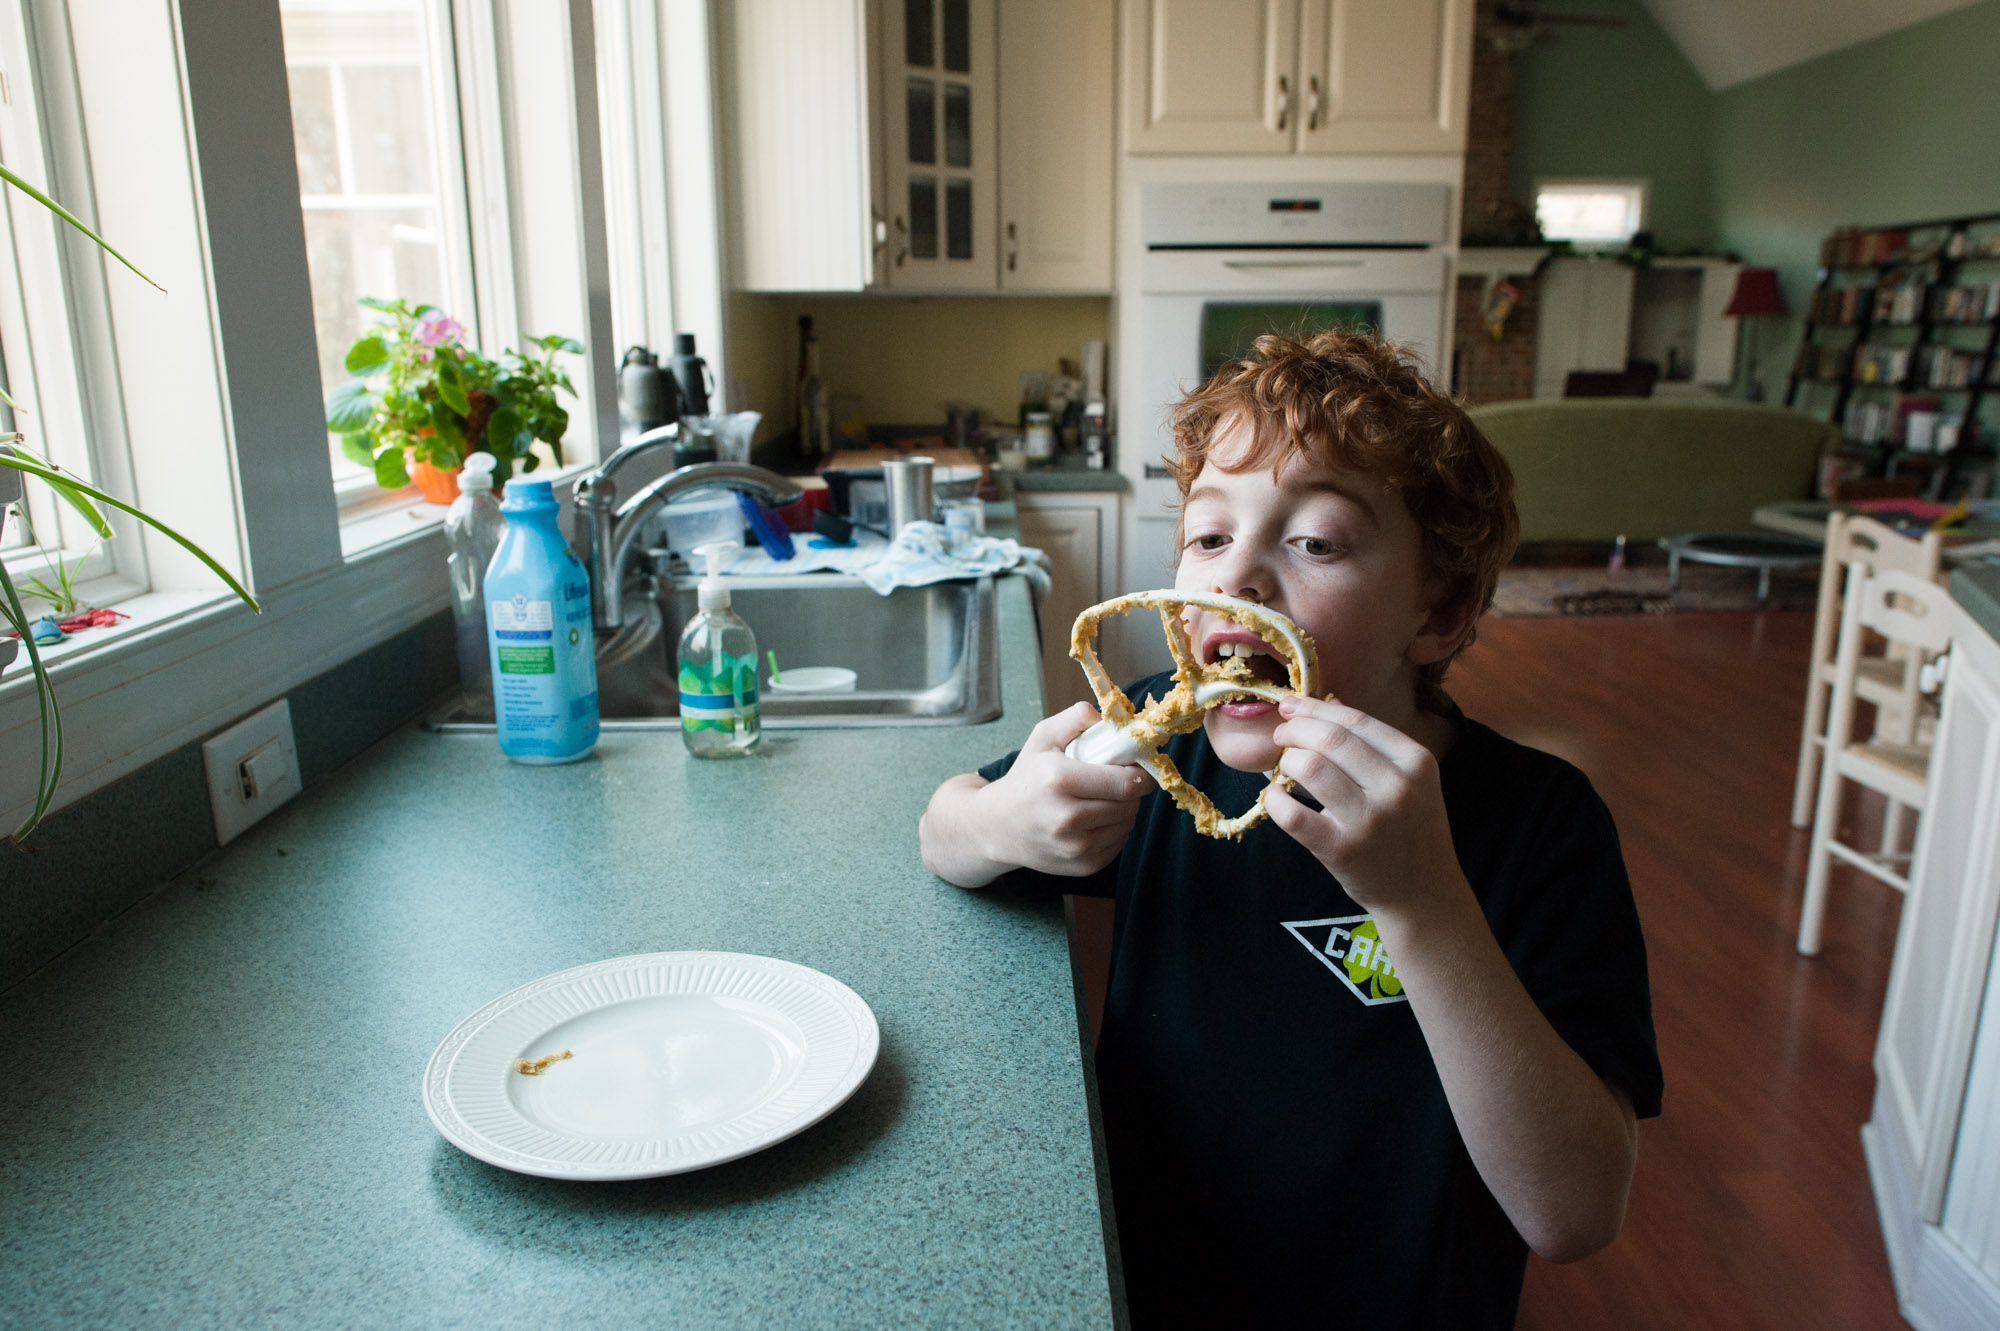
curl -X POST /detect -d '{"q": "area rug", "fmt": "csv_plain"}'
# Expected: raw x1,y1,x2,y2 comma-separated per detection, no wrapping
1491,562,1819,617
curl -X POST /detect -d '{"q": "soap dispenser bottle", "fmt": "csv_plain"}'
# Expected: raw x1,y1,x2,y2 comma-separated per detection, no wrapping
445,452,504,719
678,540,760,758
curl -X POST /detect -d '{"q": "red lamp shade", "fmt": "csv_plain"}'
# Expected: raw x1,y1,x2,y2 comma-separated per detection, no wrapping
1724,267,1788,318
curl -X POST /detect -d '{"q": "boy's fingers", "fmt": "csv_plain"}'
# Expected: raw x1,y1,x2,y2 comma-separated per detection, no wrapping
1273,716,1398,790
1055,760,1153,803
1021,701,1104,755
1279,695,1427,768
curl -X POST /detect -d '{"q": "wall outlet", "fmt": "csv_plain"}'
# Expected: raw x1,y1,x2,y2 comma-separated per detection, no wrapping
202,698,303,845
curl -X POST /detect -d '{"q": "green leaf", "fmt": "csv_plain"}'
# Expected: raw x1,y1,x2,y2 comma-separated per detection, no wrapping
436,356,470,416
0,162,163,293
484,406,521,458
344,335,389,374
543,335,584,355
429,399,465,451
339,432,376,467
373,448,410,488
0,452,258,611
325,379,374,432
356,295,399,312
0,556,62,842
536,405,569,443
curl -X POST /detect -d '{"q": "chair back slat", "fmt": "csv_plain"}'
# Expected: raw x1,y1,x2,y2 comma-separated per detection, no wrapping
1859,568,1956,654
1835,515,1944,582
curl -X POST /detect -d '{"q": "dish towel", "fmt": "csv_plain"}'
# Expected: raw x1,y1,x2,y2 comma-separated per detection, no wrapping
719,522,1051,598
854,521,1051,598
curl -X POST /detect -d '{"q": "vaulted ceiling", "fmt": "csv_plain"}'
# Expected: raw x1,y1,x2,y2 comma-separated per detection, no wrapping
1637,0,1985,90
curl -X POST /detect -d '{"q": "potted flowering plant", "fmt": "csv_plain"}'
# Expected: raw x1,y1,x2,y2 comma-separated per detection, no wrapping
323,298,582,502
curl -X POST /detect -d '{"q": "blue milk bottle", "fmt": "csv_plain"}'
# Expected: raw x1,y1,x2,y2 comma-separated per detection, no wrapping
485,478,599,764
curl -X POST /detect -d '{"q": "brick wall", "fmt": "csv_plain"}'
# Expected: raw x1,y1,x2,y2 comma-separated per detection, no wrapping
1453,0,1539,405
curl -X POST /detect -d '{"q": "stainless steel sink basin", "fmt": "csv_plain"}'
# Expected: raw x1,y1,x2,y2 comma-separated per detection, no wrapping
427,573,999,731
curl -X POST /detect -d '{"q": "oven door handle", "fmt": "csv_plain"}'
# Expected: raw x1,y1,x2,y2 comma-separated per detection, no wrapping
1220,259,1368,272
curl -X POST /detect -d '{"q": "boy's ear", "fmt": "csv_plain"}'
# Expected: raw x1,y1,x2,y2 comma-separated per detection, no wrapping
1406,594,1478,667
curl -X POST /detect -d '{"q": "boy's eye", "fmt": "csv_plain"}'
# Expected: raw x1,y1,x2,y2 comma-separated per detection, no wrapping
1189,533,1228,551
1297,537,1339,557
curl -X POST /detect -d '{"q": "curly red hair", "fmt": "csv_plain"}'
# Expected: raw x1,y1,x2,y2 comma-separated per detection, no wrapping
1168,329,1518,712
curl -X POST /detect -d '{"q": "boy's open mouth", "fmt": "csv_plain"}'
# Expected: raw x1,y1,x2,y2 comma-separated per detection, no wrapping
1201,629,1290,717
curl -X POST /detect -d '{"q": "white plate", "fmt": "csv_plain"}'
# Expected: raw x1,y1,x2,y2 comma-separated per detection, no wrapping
423,952,879,1180
767,666,858,694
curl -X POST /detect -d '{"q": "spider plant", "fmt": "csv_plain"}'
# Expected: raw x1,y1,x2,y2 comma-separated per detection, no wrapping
0,162,259,844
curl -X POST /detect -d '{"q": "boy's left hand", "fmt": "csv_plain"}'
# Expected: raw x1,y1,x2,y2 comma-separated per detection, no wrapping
1265,694,1463,915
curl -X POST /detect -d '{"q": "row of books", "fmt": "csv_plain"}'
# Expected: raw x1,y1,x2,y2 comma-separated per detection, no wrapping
1932,283,2000,323
1822,229,1912,268
1799,342,1994,389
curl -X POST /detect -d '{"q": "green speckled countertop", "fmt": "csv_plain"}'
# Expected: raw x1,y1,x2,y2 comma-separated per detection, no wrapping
1950,564,2000,643
0,575,1121,1328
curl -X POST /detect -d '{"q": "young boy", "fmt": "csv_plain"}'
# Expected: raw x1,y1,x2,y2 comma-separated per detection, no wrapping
920,331,1660,1327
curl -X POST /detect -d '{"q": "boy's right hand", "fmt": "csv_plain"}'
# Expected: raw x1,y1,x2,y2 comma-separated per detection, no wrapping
976,703,1153,876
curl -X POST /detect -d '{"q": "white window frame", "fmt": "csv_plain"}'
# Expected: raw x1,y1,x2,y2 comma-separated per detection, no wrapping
0,0,149,615
1534,176,1649,251
282,0,484,511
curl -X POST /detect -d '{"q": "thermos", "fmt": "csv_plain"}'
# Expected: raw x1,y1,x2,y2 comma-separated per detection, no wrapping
617,346,679,441
669,333,713,418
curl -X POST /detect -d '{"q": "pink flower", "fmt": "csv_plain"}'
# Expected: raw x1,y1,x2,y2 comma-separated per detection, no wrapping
416,310,465,347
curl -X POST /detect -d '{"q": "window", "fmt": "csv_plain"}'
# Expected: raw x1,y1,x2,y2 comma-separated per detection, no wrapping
1535,179,1647,249
281,0,476,501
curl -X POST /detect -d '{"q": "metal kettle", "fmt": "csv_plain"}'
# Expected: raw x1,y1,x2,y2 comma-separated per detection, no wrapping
617,345,680,437
668,333,713,418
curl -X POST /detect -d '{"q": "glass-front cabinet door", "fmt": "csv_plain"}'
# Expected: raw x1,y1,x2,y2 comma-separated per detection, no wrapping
879,0,996,290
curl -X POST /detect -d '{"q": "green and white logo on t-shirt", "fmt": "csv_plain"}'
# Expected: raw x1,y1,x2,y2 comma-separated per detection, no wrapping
1281,915,1406,1005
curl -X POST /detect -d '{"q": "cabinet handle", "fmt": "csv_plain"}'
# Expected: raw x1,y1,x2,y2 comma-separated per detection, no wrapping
1006,221,1017,273
872,209,888,253
894,215,909,268
1307,76,1322,131
1276,74,1290,132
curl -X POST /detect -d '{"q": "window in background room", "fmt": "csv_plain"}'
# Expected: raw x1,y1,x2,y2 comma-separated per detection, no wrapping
281,0,475,502
1534,179,1647,249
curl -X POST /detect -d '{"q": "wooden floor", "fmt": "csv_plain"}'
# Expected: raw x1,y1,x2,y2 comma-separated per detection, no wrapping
1447,610,1906,1330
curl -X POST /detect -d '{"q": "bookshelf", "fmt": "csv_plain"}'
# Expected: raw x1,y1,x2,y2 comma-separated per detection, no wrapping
1786,211,2000,497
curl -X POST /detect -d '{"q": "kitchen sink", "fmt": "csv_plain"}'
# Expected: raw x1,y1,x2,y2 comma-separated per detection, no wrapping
425,573,1000,731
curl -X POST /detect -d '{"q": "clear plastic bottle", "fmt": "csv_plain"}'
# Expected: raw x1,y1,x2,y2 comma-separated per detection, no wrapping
678,540,761,758
445,452,504,719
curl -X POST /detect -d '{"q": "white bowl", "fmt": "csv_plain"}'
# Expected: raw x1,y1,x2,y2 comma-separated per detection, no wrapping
766,666,858,694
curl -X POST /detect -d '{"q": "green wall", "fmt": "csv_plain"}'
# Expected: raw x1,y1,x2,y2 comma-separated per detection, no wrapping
1509,0,1715,252
1711,0,2000,405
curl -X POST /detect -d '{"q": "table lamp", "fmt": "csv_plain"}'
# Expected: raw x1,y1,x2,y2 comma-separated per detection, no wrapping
1725,267,1788,402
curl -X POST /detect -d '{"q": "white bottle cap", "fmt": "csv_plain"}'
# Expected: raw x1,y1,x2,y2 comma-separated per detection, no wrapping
458,451,498,493
693,539,740,610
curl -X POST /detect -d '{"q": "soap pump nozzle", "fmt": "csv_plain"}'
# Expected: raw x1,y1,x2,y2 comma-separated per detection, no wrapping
692,539,739,611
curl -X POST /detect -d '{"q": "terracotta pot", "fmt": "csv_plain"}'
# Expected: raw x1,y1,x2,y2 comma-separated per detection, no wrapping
406,455,463,505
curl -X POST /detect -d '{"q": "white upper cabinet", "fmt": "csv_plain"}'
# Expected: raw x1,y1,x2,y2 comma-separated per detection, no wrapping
998,0,1114,291
880,0,998,290
1124,0,1471,156
723,0,1111,294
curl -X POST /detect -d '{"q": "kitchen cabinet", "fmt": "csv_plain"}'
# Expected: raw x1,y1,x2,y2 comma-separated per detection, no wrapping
879,0,998,290
1017,492,1117,714
1533,256,1741,399
1865,575,2000,1326
722,0,1113,295
998,0,1114,292
1122,0,1474,157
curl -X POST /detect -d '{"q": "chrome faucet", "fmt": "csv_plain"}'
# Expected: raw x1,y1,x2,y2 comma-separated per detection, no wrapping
573,430,801,632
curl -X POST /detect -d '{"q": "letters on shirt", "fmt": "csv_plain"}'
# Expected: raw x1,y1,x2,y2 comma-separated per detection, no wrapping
1280,915,1407,1005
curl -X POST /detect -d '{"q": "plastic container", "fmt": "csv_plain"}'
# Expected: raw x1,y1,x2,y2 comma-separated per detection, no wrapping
485,478,599,764
678,541,761,758
662,492,745,556
445,452,505,720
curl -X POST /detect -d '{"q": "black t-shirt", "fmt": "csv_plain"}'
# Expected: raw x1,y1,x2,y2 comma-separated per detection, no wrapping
978,674,1662,1329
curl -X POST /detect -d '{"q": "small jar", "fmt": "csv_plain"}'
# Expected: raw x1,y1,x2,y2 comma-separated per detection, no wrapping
1024,411,1055,462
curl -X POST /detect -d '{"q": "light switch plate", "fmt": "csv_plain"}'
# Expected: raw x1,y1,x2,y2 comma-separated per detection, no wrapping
202,698,302,845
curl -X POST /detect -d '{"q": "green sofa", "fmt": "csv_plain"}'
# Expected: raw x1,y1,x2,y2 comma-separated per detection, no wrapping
1466,399,1843,543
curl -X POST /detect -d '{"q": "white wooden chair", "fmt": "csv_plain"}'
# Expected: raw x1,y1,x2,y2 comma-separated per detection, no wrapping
1790,513,1945,833
1796,565,1956,955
